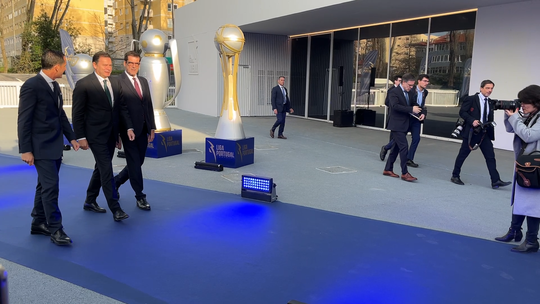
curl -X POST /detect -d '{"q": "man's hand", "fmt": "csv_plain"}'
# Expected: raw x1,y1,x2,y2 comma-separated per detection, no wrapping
412,106,421,114
127,129,135,141
419,114,425,121
116,137,122,149
473,120,480,127
289,108,294,114
273,109,277,115
79,139,89,150
148,129,155,143
21,152,34,166
70,140,80,151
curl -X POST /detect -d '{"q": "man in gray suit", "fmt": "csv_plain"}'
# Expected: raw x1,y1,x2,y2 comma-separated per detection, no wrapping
270,76,294,139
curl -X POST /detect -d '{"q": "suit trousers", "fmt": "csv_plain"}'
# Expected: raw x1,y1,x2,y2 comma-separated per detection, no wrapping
86,134,121,211
452,133,500,183
384,131,409,174
272,111,287,136
32,158,63,234
117,125,148,200
407,119,421,161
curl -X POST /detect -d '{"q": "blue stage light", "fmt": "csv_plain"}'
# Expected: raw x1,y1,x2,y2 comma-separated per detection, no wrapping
241,175,277,202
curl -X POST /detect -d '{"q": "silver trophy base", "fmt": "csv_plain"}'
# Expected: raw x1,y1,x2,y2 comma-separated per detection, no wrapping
154,109,172,132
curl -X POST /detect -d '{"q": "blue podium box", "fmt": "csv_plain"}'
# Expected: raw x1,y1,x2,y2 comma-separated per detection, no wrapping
205,137,254,168
146,130,182,158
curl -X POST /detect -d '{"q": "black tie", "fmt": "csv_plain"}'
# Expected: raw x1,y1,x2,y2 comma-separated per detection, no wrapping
52,81,61,108
483,98,488,123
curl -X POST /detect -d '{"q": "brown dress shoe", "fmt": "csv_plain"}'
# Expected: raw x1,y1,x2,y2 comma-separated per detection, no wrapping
278,135,287,139
401,172,417,182
383,170,399,178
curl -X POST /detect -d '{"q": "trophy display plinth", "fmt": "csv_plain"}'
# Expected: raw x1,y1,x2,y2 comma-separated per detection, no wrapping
146,130,182,158
205,137,254,168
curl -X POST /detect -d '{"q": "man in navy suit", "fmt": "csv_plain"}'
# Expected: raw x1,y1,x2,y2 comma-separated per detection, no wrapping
380,75,402,161
451,80,511,189
383,73,421,182
72,51,135,221
114,51,156,210
406,74,430,168
270,76,294,139
18,49,80,246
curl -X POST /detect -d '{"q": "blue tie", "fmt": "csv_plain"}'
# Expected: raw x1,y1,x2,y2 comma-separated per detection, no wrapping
404,91,409,105
281,87,286,104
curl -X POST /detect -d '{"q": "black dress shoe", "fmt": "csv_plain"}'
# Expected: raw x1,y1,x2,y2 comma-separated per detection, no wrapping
30,223,51,236
406,159,419,168
495,228,523,242
50,229,72,246
83,201,107,213
270,129,274,138
379,146,388,161
511,240,540,253
451,176,464,185
136,197,151,210
492,180,512,189
113,209,129,222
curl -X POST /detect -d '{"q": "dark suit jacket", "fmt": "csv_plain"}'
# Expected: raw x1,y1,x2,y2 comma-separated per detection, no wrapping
271,85,291,113
387,86,415,132
18,73,75,160
459,93,495,140
410,87,429,122
72,73,133,144
116,73,156,135
384,85,398,107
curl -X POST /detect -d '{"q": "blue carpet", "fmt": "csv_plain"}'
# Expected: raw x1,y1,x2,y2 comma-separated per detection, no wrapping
0,153,539,304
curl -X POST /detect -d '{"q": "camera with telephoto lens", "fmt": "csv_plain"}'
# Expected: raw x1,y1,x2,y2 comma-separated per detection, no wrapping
473,121,497,135
451,118,465,138
491,99,521,111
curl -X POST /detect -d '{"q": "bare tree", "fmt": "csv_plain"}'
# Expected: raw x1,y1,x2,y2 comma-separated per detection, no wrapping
128,0,151,52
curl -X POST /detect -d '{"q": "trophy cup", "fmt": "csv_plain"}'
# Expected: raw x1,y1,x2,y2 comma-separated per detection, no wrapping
138,29,183,158
205,24,254,168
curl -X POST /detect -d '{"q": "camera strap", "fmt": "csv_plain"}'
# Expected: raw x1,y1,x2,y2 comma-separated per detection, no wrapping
468,129,486,151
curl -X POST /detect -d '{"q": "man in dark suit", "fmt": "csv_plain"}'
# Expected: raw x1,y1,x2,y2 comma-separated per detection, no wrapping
18,50,80,246
380,75,401,161
113,51,156,210
270,76,294,139
451,80,511,189
406,74,430,167
72,51,135,221
383,73,421,182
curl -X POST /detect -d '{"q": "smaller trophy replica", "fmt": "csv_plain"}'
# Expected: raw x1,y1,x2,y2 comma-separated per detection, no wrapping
205,24,254,168
138,29,183,158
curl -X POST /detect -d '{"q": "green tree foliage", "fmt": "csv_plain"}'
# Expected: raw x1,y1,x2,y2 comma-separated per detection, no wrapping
15,10,80,73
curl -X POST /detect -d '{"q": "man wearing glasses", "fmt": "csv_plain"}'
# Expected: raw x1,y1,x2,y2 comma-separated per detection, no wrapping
114,51,156,210
383,73,421,182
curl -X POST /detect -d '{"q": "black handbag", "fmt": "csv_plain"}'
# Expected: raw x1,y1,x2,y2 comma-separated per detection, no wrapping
515,151,540,188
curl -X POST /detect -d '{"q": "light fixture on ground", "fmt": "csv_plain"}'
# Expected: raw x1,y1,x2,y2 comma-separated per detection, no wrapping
241,175,277,202
194,161,223,171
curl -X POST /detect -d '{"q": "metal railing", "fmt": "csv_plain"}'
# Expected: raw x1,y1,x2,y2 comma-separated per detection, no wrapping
0,81,176,108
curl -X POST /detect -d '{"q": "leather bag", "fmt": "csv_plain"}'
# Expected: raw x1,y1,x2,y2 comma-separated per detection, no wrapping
515,151,540,188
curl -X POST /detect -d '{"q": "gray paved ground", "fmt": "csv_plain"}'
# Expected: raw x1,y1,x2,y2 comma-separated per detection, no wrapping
0,106,516,303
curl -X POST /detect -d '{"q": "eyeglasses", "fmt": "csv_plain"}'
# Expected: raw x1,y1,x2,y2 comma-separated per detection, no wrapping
127,62,140,66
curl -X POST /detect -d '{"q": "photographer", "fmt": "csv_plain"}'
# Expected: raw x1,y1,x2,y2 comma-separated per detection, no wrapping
450,80,511,189
495,85,540,253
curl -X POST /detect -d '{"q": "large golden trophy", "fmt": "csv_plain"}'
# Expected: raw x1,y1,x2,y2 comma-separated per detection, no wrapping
214,24,246,140
204,25,253,168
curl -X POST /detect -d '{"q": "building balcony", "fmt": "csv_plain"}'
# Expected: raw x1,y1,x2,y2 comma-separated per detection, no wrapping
141,9,153,18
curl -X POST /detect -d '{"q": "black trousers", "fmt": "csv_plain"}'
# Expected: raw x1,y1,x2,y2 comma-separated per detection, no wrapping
271,111,287,136
32,158,63,234
452,133,500,183
384,131,408,175
117,126,148,200
86,133,120,211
